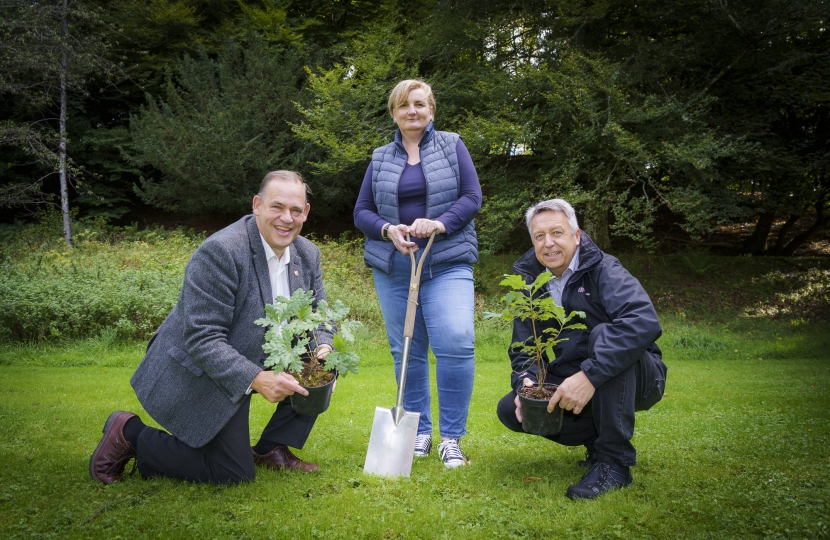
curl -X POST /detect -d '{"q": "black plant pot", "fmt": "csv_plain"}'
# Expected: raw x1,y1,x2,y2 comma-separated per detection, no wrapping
290,371,336,416
518,384,563,436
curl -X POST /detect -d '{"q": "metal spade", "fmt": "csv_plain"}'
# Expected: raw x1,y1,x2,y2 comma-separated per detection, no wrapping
363,230,437,477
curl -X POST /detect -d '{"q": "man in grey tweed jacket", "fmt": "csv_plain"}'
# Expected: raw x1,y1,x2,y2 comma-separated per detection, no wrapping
89,171,334,484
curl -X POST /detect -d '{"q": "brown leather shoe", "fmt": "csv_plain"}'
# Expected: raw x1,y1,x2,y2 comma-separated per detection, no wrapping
89,411,137,484
252,445,319,472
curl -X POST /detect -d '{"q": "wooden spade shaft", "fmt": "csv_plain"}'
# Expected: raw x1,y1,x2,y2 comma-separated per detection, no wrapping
394,230,437,413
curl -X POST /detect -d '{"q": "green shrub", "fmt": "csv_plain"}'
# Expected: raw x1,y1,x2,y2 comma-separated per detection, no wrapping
3,213,826,345
0,214,203,341
318,235,384,330
0,217,385,343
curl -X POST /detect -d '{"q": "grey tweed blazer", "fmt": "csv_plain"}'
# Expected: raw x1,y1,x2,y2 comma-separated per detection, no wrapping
130,215,332,448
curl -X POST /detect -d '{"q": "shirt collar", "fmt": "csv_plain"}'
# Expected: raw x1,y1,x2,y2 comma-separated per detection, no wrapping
553,247,580,279
569,247,580,273
259,234,290,266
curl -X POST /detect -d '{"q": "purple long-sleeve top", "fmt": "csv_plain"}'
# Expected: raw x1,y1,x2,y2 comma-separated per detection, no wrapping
353,138,482,247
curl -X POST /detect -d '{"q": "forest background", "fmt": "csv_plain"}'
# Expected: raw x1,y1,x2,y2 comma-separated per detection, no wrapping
1,0,828,256
2,3,829,537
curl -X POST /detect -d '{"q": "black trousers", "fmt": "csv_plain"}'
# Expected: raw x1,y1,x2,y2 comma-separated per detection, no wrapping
135,397,317,484
496,323,666,467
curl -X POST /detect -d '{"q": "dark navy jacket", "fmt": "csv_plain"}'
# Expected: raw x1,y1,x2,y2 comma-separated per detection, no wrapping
509,232,663,392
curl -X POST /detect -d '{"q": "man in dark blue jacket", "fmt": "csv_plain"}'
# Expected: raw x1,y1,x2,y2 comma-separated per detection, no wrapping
496,198,667,500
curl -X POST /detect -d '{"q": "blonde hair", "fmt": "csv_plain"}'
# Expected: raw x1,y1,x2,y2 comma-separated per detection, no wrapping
388,79,436,117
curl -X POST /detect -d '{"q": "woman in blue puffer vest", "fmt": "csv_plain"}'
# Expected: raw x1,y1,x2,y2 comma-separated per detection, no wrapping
354,79,482,468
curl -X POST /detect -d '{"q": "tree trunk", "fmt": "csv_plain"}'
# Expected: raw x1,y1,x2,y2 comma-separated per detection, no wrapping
584,202,612,252
780,201,829,256
742,211,775,255
59,0,71,247
771,213,802,254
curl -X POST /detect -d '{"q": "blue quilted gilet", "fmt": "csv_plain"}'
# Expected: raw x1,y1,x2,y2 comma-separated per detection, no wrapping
363,122,479,274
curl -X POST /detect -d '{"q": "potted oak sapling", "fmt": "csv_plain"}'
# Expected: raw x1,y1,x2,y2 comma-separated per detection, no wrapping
255,289,362,415
485,272,586,435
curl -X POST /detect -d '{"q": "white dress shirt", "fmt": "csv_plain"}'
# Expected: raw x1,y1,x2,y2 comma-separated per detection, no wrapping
547,247,580,306
260,235,291,303
247,236,291,395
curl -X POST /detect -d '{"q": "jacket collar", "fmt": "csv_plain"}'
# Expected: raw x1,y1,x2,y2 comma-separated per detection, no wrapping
246,215,274,308
393,121,435,153
512,231,603,278
287,241,306,295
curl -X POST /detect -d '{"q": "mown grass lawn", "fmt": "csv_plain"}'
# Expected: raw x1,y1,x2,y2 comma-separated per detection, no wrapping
1,317,828,539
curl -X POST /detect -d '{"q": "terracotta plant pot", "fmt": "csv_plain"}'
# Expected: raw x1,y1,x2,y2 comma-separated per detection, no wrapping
290,371,336,416
518,384,563,436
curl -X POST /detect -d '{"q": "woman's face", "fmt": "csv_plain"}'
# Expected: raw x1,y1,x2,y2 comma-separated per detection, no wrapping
393,88,434,135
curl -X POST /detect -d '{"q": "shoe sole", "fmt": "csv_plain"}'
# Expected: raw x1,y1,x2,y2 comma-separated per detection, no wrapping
89,411,125,483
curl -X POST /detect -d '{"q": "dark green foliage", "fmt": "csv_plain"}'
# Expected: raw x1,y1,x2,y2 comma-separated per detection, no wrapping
3,0,827,253
293,1,766,252
70,125,139,220
237,0,391,48
292,23,419,215
0,0,120,218
460,49,744,252
0,1,108,108
677,0,830,255
130,37,309,215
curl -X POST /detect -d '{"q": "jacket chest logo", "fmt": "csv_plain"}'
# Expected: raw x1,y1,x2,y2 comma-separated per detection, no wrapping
578,286,590,296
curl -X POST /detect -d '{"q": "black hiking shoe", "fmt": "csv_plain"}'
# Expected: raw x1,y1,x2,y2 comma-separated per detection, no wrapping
566,462,633,500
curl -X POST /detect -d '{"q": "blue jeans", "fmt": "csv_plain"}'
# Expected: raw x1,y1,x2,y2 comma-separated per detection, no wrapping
372,252,475,439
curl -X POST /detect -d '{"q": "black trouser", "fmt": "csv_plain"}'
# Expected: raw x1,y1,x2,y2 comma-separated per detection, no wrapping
496,323,665,467
135,398,317,484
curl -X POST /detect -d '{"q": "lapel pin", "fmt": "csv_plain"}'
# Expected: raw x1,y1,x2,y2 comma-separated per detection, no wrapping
294,270,299,276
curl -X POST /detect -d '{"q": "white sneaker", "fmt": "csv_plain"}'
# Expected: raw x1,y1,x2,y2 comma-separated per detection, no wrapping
438,439,469,468
414,434,432,457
